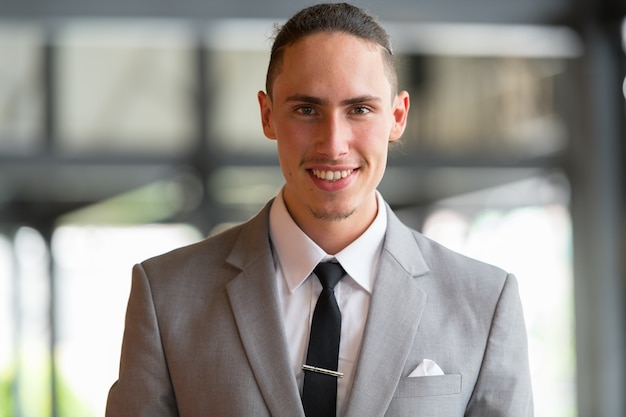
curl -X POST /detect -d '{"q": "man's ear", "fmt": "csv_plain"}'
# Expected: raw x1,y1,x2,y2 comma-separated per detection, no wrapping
258,91,277,140
389,90,410,143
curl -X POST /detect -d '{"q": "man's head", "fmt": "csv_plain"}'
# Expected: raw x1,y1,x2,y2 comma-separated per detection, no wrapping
258,3,409,252
265,3,397,98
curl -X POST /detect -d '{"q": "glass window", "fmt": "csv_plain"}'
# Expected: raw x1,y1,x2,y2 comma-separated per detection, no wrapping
209,165,283,222
0,24,44,152
204,20,274,154
55,21,196,155
207,48,273,153
399,56,573,157
52,224,202,416
388,23,581,159
0,234,14,415
10,228,53,416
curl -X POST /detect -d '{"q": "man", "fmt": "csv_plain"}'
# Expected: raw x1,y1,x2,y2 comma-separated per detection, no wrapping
106,3,533,416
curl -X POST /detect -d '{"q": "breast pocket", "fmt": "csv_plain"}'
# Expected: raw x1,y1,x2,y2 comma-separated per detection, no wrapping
393,374,462,398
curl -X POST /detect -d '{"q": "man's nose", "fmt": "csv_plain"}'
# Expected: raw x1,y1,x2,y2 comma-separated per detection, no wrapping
315,113,350,158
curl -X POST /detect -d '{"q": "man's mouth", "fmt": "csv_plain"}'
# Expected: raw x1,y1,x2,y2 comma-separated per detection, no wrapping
311,169,354,182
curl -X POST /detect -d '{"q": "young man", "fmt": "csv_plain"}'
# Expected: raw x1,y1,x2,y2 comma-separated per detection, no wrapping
106,3,533,416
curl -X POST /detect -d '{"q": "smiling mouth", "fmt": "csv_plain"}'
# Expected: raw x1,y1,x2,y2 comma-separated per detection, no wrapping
311,169,354,182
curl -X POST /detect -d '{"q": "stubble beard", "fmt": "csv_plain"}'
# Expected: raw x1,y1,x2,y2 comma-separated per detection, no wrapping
308,205,356,222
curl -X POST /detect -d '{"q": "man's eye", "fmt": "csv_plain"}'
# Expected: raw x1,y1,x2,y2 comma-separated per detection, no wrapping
297,106,316,115
352,106,371,115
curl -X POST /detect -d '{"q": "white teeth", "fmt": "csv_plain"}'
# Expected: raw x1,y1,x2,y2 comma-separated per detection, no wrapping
312,169,353,182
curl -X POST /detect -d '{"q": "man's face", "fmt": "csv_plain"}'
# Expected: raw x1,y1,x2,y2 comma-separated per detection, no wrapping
258,32,409,230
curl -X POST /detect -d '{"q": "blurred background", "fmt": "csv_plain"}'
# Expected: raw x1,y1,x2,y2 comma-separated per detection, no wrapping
0,0,624,416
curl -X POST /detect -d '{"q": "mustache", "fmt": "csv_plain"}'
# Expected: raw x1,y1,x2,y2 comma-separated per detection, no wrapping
301,156,364,166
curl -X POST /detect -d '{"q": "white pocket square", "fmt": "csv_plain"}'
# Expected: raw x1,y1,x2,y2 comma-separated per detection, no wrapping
408,359,445,377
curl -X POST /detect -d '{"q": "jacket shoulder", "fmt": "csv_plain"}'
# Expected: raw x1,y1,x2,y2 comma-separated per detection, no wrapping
409,229,512,293
141,222,242,272
140,201,273,276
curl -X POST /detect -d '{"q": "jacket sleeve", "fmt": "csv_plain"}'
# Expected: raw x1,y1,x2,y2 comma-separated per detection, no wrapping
105,264,179,417
465,274,534,416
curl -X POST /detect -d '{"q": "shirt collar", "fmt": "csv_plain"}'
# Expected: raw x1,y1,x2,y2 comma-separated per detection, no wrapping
269,189,387,294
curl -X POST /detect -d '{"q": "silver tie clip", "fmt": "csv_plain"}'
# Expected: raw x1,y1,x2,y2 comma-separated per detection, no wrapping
302,364,344,378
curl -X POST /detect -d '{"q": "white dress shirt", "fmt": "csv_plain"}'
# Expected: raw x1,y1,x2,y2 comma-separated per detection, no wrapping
269,189,387,416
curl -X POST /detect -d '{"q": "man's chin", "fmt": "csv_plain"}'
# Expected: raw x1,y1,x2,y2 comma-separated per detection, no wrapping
309,206,356,222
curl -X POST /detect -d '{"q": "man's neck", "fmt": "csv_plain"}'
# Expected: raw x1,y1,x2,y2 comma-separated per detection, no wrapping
286,198,379,255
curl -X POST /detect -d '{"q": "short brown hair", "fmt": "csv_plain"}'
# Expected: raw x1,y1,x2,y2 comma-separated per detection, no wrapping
265,3,397,98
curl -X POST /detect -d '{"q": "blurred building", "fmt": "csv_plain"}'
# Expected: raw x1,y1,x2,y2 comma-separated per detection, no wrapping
0,0,624,416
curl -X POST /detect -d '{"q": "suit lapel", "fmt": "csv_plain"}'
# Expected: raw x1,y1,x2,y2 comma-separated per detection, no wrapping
344,206,430,417
225,203,305,417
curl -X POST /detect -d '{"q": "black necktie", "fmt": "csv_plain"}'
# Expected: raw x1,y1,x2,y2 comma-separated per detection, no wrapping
302,262,345,417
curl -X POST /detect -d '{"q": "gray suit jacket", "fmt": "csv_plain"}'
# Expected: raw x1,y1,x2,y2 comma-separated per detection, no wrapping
106,201,533,416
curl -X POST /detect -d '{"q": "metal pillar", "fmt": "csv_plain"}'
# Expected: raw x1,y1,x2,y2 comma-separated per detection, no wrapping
569,16,626,417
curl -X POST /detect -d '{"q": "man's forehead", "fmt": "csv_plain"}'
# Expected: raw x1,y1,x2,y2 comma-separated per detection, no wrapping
283,31,384,55
277,33,388,79
268,31,397,100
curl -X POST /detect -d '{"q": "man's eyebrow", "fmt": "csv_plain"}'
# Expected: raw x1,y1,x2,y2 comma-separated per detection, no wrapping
340,95,382,106
285,94,327,105
285,94,382,106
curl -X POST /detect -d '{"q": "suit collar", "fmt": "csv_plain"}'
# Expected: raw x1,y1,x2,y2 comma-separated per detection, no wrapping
225,199,429,281
269,189,388,294
380,203,430,278
225,200,274,270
